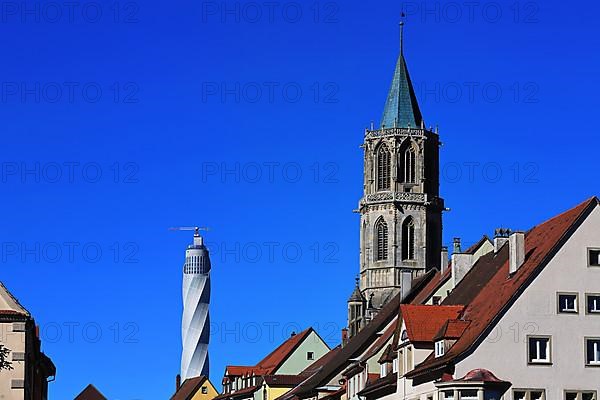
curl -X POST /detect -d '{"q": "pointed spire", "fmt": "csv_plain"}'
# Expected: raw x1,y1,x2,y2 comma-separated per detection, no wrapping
380,16,424,130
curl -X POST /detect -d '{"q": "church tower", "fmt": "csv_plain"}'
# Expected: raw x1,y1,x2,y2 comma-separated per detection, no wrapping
348,21,444,327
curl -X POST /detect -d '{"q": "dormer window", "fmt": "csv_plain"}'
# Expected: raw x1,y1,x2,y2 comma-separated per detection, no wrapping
435,340,445,357
380,363,387,377
392,358,398,373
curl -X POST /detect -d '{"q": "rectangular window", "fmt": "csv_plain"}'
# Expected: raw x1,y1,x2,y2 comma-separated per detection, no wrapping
558,293,578,313
11,352,25,362
442,390,455,400
432,296,442,305
565,391,597,400
10,379,24,389
307,352,314,361
528,336,551,364
513,390,545,400
459,390,478,400
202,387,208,394
12,322,25,332
585,338,600,366
435,340,445,358
589,249,600,267
586,294,600,314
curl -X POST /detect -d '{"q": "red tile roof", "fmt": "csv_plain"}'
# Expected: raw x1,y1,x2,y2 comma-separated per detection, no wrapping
408,197,599,378
410,267,452,305
214,385,261,400
226,328,316,377
400,305,463,343
434,319,470,341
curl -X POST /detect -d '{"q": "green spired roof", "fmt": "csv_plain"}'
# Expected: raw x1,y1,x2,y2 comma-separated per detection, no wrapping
380,22,423,129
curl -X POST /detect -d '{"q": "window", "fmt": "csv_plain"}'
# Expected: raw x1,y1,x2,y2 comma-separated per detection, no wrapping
202,387,208,394
565,391,597,400
432,296,442,305
307,351,314,361
435,340,445,358
585,338,600,366
11,352,25,362
513,390,545,400
375,218,388,261
403,147,416,184
377,144,391,191
459,390,478,400
442,390,455,400
557,293,578,313
586,294,600,314
380,363,387,377
589,249,600,267
402,217,415,260
528,336,551,364
392,357,398,373
12,322,25,332
11,379,24,389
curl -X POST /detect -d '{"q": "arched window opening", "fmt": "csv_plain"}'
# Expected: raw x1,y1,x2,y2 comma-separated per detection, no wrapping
403,147,416,184
402,218,415,260
375,218,388,261
377,144,391,191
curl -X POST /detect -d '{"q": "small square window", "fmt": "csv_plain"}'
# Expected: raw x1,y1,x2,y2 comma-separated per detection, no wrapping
558,293,578,313
585,338,600,366
11,352,25,362
307,352,314,361
442,390,455,400
11,379,24,389
566,393,578,400
12,322,25,332
589,249,600,267
531,391,545,400
514,390,545,400
586,294,600,314
201,387,208,394
432,296,442,305
582,393,596,400
528,336,551,364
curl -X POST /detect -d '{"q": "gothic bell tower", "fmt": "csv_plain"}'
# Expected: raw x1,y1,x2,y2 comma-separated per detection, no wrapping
350,21,444,318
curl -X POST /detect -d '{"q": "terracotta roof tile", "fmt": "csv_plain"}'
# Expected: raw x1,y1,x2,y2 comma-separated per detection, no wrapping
408,197,599,378
171,376,209,400
400,305,463,343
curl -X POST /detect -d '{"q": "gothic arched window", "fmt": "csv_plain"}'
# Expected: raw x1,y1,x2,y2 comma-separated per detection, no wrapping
402,217,415,260
376,144,391,191
375,218,388,261
403,147,416,184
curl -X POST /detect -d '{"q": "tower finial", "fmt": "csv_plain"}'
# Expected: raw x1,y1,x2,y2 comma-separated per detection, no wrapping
355,275,360,287
399,11,406,55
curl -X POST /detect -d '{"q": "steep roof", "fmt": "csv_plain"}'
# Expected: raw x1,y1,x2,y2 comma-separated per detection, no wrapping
408,197,599,378
400,305,463,344
74,384,107,400
380,31,423,129
0,282,29,318
171,376,210,400
277,271,437,400
226,328,317,377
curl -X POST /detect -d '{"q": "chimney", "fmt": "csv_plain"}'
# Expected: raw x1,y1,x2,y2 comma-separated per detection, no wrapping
441,246,449,273
509,231,525,274
451,252,474,289
452,237,462,254
494,228,511,253
400,269,413,300
341,328,348,346
176,374,181,392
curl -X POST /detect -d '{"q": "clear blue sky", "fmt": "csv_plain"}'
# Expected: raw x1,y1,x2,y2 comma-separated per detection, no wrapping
1,0,599,398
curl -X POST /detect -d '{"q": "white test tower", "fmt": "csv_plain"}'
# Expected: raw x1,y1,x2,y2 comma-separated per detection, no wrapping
180,228,211,380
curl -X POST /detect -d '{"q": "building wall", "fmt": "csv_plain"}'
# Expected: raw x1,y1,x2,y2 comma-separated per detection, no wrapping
0,320,28,400
275,331,330,375
454,205,600,398
190,379,218,400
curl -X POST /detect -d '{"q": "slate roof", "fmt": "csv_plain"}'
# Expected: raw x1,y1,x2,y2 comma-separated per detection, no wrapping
407,197,599,378
380,46,423,129
74,385,107,400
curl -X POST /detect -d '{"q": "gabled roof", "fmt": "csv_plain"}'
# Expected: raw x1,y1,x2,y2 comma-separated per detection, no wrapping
400,305,463,344
408,197,599,378
226,328,317,377
277,271,437,400
74,384,107,400
0,282,29,318
171,376,210,400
